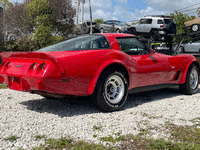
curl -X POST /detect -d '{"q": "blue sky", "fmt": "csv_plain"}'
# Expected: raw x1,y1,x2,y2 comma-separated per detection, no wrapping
8,0,200,23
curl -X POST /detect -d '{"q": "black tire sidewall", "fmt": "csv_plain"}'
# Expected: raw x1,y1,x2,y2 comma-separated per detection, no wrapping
180,64,199,95
150,30,159,41
95,70,128,111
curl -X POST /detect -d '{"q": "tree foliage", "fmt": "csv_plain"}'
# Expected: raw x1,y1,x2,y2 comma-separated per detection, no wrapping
3,0,75,52
93,18,104,25
170,11,196,43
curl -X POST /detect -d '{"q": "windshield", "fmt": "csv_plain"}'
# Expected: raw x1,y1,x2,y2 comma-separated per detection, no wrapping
37,35,110,52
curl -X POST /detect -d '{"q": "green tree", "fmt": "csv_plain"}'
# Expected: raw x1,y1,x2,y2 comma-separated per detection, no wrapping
170,11,196,43
0,0,12,9
93,18,104,25
25,0,56,49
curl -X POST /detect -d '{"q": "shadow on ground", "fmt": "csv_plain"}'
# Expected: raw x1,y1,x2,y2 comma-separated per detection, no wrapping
20,86,200,117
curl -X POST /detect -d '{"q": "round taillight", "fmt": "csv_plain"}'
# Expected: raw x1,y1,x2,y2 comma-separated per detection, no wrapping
41,63,46,70
32,63,37,70
160,25,164,28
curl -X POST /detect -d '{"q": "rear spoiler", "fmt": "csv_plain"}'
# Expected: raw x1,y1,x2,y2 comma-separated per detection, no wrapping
0,52,65,75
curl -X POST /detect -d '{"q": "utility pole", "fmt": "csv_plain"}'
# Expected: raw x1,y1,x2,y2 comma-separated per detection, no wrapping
76,0,80,25
89,0,92,34
81,0,85,24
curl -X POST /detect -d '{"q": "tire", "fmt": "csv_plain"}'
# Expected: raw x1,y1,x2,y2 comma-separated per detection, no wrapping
116,29,120,33
130,29,137,35
179,46,184,53
179,64,199,95
191,24,199,32
150,30,159,41
91,69,128,112
167,22,176,34
100,28,104,33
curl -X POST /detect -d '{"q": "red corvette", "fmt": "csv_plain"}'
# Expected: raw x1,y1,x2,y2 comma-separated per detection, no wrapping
0,33,199,111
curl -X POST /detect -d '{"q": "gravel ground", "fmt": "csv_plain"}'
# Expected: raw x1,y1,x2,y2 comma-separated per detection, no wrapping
0,87,200,150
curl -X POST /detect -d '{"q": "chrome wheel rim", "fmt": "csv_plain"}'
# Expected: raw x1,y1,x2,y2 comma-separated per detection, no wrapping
105,75,125,104
190,68,199,90
101,29,103,33
192,25,198,32
116,30,120,33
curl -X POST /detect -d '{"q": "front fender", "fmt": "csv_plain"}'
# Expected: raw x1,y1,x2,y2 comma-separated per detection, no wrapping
87,59,129,95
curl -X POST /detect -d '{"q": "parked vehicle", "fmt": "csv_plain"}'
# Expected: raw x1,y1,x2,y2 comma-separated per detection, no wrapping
0,33,199,112
183,15,200,32
178,37,200,53
81,22,99,34
99,20,128,33
128,15,176,41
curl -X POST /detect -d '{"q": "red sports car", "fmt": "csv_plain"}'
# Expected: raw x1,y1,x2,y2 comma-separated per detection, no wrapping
0,33,199,111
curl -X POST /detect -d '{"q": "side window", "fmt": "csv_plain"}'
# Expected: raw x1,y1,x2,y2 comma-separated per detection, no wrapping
117,38,147,55
157,19,164,24
140,19,147,24
146,19,152,24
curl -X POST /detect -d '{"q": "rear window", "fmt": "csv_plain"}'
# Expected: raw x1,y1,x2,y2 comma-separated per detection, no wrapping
164,19,174,24
37,35,110,52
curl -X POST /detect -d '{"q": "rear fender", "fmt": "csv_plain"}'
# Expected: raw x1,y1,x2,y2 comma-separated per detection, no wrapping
87,60,129,95
179,60,200,84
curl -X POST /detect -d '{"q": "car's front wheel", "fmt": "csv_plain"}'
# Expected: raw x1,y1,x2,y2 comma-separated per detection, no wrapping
92,69,128,112
179,64,199,95
100,28,104,33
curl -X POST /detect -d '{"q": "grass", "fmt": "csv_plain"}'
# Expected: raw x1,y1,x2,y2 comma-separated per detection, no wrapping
31,119,200,150
93,125,103,131
35,135,46,139
0,83,7,89
4,135,20,142
33,136,118,150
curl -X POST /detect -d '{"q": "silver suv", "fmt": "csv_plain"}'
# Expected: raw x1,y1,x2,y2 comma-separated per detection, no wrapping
128,15,176,41
99,20,128,33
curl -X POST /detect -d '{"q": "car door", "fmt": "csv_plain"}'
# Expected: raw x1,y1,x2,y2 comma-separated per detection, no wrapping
184,39,200,53
136,19,146,33
117,37,169,88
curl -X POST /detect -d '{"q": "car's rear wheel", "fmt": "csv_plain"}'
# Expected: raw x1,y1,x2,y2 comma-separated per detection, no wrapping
179,64,199,95
191,24,199,32
100,28,104,33
91,69,128,112
150,30,159,41
116,29,120,33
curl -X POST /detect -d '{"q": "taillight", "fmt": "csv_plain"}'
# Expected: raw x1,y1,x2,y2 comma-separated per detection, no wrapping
28,62,37,73
0,61,5,70
4,61,11,71
36,63,46,73
160,25,164,27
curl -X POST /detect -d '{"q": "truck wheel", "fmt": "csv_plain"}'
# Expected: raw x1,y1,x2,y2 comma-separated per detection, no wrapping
179,64,199,95
150,30,159,41
91,69,128,112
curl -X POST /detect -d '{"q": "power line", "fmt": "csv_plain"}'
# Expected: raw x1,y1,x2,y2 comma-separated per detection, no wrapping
175,2,200,12
178,7,199,13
